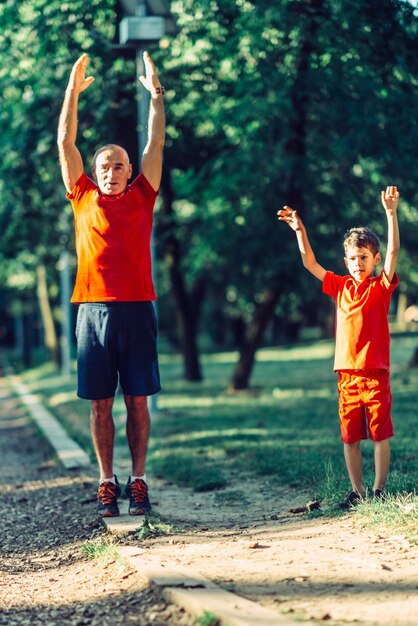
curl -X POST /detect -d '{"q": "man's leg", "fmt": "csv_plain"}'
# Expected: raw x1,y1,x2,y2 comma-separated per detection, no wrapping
91,397,121,517
90,397,115,479
124,395,150,476
124,395,151,515
373,438,390,492
343,441,364,495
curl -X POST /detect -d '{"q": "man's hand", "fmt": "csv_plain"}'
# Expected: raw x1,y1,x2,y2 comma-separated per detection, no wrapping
139,51,162,93
67,54,95,94
381,185,400,213
277,206,303,232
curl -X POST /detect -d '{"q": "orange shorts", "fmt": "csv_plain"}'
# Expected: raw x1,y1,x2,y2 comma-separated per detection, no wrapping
337,369,394,444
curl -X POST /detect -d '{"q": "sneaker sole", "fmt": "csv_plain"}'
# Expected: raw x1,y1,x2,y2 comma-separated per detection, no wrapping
128,507,151,516
98,510,120,518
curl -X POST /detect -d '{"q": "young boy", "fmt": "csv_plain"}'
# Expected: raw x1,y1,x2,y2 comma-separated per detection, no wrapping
278,186,400,508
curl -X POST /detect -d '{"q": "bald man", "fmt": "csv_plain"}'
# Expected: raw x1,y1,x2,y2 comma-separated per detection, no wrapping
57,52,165,518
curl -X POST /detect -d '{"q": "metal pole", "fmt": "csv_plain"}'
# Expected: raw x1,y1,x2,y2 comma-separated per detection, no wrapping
59,249,72,377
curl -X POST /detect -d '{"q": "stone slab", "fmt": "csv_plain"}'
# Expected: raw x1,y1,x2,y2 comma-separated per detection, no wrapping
119,546,310,626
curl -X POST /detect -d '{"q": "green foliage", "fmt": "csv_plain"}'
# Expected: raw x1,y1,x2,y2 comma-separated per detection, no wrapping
155,0,418,345
2,0,418,357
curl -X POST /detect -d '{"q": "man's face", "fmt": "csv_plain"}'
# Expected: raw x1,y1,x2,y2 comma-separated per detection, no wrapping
93,147,132,196
344,245,381,283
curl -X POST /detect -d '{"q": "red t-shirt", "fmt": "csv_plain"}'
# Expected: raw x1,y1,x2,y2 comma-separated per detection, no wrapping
322,270,399,371
67,172,157,303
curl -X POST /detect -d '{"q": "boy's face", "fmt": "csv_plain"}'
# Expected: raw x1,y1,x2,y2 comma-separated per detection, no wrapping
344,245,381,283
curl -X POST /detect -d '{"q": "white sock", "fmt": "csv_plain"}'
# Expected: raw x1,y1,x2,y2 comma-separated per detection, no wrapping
130,474,146,483
100,476,116,485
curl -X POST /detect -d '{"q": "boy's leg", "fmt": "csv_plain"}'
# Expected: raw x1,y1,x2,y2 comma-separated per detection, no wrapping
364,371,393,493
343,441,365,495
338,371,366,497
373,438,390,491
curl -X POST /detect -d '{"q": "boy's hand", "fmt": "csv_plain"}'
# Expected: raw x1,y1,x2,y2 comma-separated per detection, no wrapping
277,206,303,232
381,186,399,213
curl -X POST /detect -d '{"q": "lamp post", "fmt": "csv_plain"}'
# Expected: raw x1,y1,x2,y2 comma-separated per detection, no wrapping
59,249,71,377
119,0,176,413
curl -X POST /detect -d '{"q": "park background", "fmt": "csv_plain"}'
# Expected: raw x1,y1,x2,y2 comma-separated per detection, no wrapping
1,0,418,507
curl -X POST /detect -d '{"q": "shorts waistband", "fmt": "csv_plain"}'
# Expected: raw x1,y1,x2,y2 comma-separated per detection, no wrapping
78,301,151,308
338,368,388,375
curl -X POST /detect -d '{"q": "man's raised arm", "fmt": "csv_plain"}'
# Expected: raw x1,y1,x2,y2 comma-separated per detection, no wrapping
57,54,95,193
140,51,165,192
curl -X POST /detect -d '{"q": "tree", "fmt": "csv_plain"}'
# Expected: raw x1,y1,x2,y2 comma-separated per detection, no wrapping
155,0,418,388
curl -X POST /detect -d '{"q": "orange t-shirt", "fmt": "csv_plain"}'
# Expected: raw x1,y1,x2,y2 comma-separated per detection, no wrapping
67,172,157,303
322,270,399,371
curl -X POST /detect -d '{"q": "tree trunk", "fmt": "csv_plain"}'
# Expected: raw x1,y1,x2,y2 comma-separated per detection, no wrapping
229,0,323,390
36,264,59,364
22,314,33,369
160,167,202,381
229,288,280,390
410,348,418,367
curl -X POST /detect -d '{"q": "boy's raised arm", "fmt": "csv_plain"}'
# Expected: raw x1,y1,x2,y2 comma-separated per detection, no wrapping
381,186,400,282
278,206,327,282
57,54,95,193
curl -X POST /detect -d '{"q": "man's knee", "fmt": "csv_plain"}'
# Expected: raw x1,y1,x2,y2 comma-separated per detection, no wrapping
124,395,147,411
91,397,114,418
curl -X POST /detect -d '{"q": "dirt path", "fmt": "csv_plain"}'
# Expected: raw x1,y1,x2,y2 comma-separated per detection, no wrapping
0,373,191,626
3,368,418,626
137,479,418,625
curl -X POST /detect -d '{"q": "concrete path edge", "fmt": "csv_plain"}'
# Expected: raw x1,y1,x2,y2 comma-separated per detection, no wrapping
0,354,90,469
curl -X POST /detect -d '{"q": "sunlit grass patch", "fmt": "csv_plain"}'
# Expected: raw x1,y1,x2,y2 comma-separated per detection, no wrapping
82,538,121,562
353,492,418,543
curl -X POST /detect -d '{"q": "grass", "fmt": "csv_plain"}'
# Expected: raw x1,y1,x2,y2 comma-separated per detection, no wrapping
13,331,418,528
135,512,182,540
195,613,222,626
353,492,418,543
82,538,122,562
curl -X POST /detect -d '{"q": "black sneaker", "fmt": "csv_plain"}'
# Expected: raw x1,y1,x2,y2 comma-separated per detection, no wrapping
97,477,121,518
335,490,362,510
372,489,385,501
126,478,151,516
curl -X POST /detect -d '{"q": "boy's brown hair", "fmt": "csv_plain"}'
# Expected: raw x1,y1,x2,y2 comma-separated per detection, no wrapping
343,227,380,256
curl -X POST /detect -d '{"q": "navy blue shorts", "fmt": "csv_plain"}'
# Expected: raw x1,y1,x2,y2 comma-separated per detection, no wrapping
75,302,161,400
